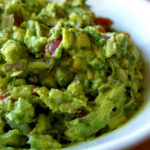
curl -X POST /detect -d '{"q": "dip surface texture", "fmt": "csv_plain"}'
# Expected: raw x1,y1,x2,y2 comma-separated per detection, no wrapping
0,0,144,149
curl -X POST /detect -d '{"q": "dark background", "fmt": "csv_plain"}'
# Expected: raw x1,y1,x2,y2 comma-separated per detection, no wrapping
129,138,150,150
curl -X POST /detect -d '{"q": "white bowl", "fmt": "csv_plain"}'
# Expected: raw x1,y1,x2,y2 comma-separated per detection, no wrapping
64,0,150,149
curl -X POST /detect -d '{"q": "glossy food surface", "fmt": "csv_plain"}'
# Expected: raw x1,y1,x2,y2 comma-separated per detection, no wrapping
0,0,144,149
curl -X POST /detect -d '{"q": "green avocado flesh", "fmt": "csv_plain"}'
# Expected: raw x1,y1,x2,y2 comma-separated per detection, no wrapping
0,0,144,149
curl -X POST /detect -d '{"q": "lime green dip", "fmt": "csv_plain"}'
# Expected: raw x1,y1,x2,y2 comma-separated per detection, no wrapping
0,0,144,149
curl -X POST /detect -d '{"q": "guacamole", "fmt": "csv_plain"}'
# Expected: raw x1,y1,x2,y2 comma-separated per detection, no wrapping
0,0,144,149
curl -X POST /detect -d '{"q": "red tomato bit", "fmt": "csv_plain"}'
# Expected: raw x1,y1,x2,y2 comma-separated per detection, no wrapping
0,93,10,100
94,17,113,28
42,37,62,56
98,27,106,33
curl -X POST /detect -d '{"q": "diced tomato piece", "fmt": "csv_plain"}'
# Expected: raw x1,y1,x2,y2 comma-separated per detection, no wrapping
42,37,62,56
14,14,23,26
98,27,106,33
0,95,16,103
0,93,10,100
123,32,131,39
49,37,62,55
48,37,62,55
94,17,113,28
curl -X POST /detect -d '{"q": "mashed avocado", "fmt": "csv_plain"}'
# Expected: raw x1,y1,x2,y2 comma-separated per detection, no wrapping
0,0,144,149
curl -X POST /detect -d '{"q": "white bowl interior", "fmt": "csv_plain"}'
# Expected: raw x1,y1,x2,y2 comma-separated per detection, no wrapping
64,0,150,149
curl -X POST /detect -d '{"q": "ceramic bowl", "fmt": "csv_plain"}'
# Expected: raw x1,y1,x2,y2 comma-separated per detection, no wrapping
64,0,150,149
